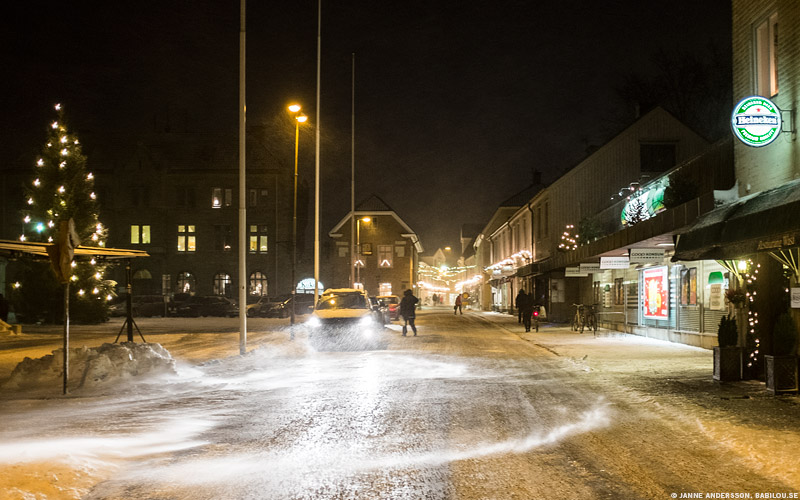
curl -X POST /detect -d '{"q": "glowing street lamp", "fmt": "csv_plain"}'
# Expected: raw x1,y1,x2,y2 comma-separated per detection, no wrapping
288,104,308,326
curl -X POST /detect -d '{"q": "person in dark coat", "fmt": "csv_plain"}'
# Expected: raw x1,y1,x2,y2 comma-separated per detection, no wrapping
454,293,463,315
520,292,535,332
399,289,419,336
515,290,527,323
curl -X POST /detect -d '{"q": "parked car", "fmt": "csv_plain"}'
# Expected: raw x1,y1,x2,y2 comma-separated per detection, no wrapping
109,295,169,318
376,295,400,321
369,296,390,325
247,294,316,318
175,296,239,317
247,296,288,318
306,288,384,338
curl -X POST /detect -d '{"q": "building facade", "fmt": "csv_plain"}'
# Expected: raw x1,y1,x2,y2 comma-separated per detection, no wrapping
327,195,422,298
1,128,303,305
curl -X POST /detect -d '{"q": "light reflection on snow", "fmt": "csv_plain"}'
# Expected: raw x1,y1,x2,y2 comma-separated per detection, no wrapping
0,418,214,465
116,404,610,489
1,345,611,498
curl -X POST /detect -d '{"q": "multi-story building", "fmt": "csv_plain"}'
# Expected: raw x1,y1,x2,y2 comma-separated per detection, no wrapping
326,195,422,298
524,107,714,323
93,130,300,300
0,128,301,303
473,183,543,312
672,1,800,363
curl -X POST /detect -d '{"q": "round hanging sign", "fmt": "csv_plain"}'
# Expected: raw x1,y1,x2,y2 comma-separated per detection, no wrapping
731,96,782,147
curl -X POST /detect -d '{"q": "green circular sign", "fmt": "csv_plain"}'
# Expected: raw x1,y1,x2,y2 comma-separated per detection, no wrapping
731,96,782,147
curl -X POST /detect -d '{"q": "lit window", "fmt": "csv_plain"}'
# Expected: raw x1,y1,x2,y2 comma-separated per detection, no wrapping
215,225,232,252
755,13,778,97
250,271,268,296
249,225,268,253
378,245,393,268
395,245,405,257
213,273,232,297
130,225,151,244
212,188,222,208
178,225,196,252
177,271,195,293
225,188,232,207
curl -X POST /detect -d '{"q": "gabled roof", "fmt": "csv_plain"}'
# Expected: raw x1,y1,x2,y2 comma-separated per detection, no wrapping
328,194,423,253
355,194,393,212
500,183,544,207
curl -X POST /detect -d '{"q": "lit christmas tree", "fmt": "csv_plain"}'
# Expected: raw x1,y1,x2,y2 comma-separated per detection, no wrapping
13,103,114,323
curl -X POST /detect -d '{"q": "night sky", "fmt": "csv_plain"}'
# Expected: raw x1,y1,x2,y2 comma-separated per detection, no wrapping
2,0,731,253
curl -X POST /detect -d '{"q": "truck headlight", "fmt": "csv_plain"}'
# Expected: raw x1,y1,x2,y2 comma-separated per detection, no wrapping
307,316,321,328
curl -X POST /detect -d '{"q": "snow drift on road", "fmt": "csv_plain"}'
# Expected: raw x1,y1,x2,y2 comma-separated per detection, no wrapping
2,342,176,392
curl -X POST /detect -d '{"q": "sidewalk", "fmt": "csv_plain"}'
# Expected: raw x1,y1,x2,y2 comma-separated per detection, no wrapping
475,309,799,404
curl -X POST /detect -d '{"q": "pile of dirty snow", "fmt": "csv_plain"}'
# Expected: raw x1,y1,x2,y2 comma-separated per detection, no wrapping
2,342,176,391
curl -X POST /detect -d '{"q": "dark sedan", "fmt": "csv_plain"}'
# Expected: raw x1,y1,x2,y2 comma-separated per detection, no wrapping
247,294,316,318
175,296,239,317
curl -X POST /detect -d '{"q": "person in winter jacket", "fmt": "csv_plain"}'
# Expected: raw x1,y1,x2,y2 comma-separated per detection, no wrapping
515,289,528,323
399,289,419,336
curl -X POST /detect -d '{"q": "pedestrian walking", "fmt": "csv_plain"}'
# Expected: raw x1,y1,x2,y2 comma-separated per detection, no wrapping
454,293,463,315
399,289,418,336
515,289,527,323
520,292,535,332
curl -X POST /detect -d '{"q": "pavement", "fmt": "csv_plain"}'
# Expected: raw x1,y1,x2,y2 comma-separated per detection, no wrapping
2,308,798,408
473,308,800,405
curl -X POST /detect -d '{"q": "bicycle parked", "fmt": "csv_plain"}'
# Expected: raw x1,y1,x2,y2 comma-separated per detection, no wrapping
580,304,598,334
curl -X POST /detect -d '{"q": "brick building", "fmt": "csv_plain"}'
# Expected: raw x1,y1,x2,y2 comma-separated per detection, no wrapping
0,127,304,303
327,195,422,297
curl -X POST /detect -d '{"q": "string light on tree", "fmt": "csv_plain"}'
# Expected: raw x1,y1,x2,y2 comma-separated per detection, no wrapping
14,102,114,323
559,224,579,251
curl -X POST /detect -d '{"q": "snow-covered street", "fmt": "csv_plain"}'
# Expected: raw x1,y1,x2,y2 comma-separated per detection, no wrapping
1,309,799,499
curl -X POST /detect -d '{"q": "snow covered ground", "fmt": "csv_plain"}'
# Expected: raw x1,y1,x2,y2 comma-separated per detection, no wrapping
0,311,798,499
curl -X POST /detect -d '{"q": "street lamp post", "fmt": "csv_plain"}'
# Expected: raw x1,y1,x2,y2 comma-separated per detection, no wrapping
288,104,307,327
355,216,370,289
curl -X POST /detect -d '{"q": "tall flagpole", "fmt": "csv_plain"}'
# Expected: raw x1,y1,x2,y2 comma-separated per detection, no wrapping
350,52,355,288
314,0,322,307
238,0,247,354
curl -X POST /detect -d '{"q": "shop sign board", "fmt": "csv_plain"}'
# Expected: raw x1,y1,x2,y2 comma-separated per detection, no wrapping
642,266,669,319
709,283,725,311
601,256,630,269
630,249,665,265
580,262,600,273
792,288,800,309
731,96,782,147
565,267,588,277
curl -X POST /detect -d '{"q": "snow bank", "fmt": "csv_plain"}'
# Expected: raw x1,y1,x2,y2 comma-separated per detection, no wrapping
2,342,176,391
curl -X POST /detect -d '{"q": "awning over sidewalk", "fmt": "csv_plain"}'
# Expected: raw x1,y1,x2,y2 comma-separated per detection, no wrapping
672,179,800,261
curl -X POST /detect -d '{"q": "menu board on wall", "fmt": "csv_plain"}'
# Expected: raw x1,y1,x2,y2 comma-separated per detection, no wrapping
642,266,669,319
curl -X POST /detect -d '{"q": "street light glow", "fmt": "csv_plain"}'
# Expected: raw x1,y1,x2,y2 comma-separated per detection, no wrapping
288,104,301,113
296,114,308,123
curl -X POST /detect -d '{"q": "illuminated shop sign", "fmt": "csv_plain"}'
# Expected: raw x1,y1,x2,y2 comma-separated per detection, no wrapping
642,266,669,320
621,183,666,226
731,96,782,147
